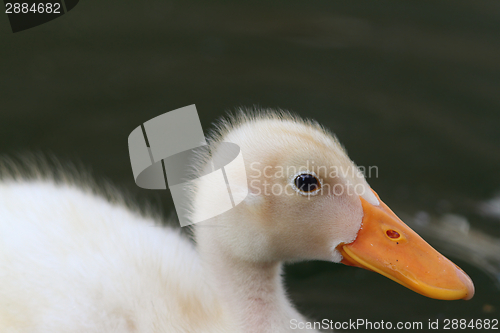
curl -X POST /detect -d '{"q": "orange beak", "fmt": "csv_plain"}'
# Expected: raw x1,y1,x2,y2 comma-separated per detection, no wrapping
338,190,475,300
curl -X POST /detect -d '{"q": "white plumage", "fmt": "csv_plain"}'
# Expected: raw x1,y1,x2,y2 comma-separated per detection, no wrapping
0,110,474,332
0,180,233,332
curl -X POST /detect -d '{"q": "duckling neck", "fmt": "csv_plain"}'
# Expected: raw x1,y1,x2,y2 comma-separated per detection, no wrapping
196,228,312,333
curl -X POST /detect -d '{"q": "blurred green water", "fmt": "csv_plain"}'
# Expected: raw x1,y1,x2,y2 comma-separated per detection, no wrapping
1,0,499,330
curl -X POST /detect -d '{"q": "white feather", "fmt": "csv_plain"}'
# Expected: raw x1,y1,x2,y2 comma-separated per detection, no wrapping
0,110,375,332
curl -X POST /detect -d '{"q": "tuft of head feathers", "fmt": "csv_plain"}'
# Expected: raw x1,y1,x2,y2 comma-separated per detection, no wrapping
211,107,326,140
193,106,349,179
208,107,344,153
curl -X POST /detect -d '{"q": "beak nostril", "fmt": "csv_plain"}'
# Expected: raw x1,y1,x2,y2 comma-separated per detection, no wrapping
386,229,400,239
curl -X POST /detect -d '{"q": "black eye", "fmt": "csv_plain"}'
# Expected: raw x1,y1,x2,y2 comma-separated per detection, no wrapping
294,173,321,193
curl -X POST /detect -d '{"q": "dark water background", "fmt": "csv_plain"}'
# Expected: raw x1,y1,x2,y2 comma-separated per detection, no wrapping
1,1,499,331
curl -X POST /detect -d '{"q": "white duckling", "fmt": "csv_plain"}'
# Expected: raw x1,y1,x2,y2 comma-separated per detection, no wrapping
0,110,474,333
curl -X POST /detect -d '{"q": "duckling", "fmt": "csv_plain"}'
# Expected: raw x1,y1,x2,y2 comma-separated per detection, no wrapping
0,110,474,333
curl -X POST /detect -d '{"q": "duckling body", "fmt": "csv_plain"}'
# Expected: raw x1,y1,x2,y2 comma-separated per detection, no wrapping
0,181,235,332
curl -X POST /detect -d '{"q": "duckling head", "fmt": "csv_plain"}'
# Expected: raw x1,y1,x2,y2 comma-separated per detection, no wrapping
192,110,474,301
